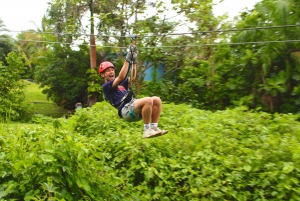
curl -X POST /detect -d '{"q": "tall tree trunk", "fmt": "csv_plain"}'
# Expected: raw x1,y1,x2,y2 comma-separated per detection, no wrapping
90,36,96,69
87,0,97,107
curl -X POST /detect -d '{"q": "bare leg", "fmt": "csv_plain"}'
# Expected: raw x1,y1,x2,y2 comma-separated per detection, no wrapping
151,96,162,123
134,96,167,138
133,97,153,124
150,96,168,135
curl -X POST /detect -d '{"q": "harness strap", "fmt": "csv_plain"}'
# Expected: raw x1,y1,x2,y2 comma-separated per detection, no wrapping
107,87,133,107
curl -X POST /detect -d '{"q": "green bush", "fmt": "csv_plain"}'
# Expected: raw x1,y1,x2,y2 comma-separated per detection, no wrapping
34,46,91,108
0,122,122,200
1,102,300,200
0,52,34,122
30,114,55,124
68,103,141,137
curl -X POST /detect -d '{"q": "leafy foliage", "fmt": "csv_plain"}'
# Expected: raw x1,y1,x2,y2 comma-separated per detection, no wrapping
1,102,300,200
0,52,33,121
5,0,300,116
34,45,91,108
0,122,121,200
137,0,300,115
0,19,15,65
225,0,300,113
87,68,103,101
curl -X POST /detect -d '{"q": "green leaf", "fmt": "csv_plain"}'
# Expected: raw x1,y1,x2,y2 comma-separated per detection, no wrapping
40,154,56,163
76,177,91,192
282,163,294,174
243,165,252,172
0,190,6,198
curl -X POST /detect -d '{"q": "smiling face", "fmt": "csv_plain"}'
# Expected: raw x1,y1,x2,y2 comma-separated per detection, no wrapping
101,67,115,82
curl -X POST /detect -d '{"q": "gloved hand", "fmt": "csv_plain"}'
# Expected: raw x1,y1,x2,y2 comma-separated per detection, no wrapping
130,45,137,53
125,51,133,63
125,45,137,63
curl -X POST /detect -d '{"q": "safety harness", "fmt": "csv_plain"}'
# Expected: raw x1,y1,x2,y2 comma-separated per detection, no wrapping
108,80,135,109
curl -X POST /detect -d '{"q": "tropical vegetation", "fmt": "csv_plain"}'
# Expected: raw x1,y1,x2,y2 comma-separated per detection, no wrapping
1,0,300,199
1,0,299,115
1,103,300,200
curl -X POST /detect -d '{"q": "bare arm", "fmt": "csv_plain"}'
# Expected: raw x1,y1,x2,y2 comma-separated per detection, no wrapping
111,60,130,88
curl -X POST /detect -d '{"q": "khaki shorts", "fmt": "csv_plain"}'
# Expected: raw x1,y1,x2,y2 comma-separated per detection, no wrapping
120,99,142,122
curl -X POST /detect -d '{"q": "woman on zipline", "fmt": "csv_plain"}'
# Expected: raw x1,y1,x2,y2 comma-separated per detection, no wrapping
99,45,168,138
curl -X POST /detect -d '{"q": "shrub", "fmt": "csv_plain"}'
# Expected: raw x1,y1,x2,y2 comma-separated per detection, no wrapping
68,102,140,137
1,103,300,200
0,52,34,122
0,123,122,200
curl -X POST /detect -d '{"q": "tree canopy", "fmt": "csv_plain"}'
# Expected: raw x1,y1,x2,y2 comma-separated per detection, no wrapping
2,0,300,116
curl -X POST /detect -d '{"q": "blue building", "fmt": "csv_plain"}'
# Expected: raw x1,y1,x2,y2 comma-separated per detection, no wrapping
144,62,165,81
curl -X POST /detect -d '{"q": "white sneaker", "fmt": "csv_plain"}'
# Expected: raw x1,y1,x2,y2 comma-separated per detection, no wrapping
152,127,168,135
142,128,161,138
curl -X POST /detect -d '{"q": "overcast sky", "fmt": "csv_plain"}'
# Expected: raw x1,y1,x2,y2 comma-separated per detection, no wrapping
0,0,261,37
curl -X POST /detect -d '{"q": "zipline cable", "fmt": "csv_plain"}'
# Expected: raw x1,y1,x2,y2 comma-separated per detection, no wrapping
5,24,300,38
1,38,300,48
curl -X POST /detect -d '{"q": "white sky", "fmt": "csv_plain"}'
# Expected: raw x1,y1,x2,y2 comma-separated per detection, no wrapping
0,0,50,35
213,0,261,17
0,0,261,37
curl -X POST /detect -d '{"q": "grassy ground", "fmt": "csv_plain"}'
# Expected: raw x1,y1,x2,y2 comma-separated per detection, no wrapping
24,80,69,118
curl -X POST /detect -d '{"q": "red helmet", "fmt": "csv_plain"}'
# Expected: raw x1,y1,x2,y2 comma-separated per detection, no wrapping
98,61,115,74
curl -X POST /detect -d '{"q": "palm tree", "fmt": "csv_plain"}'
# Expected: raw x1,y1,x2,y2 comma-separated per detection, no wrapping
0,18,14,64
13,14,56,70
14,30,40,68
